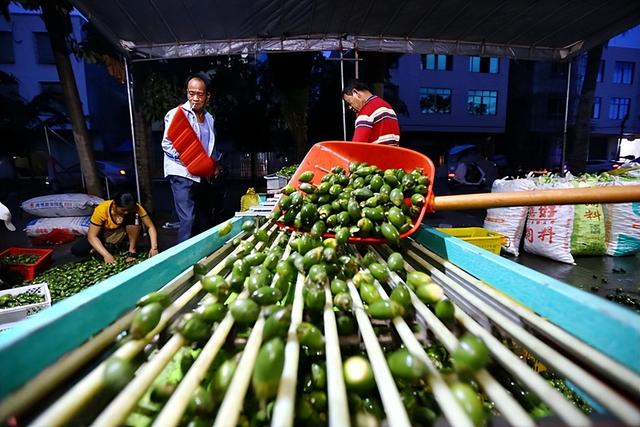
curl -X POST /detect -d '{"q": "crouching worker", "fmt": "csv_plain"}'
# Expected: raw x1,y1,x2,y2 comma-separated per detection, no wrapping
71,192,159,264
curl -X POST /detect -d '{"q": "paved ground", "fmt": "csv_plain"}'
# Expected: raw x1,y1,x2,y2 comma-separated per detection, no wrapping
0,177,259,276
1,177,638,313
423,177,640,313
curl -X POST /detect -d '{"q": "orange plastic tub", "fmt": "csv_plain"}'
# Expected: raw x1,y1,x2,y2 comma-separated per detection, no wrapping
277,141,435,243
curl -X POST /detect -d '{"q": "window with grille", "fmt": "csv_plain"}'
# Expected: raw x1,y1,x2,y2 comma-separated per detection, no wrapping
613,62,634,84
419,88,451,114
608,97,630,119
592,97,601,119
467,90,497,115
421,54,453,71
469,56,499,74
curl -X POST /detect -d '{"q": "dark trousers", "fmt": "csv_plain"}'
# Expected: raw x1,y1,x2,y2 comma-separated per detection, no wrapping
169,175,216,243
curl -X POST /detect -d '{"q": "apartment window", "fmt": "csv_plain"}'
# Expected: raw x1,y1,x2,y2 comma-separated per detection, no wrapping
592,97,601,119
34,32,55,64
469,56,499,74
0,31,15,63
596,61,605,83
421,54,453,71
613,61,634,84
419,88,451,114
467,90,497,115
608,97,630,120
548,97,565,117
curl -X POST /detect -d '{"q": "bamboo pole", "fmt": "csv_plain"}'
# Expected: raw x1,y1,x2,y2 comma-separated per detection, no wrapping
432,185,640,211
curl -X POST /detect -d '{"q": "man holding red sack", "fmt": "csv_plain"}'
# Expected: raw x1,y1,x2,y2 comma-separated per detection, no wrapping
162,72,221,243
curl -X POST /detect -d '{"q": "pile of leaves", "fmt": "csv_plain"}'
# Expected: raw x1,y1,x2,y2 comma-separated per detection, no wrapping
275,164,299,178
22,253,147,304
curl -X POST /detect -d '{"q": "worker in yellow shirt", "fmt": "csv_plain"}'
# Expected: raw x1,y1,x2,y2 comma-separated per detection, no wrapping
71,192,159,264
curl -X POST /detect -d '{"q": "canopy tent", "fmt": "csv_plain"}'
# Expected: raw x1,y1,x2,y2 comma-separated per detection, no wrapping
68,0,640,203
71,0,640,62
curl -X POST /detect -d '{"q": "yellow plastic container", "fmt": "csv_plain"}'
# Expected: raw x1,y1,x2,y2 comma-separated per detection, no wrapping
240,188,260,211
436,227,507,254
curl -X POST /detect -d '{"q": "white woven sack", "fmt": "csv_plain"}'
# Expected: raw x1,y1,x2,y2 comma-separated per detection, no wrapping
24,216,91,237
523,182,575,264
483,178,535,256
21,193,103,217
602,179,640,256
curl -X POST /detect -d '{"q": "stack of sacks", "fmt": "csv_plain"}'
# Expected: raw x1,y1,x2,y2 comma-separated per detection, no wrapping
21,193,103,238
523,178,576,264
600,177,640,256
483,173,640,263
485,172,640,263
483,178,535,257
569,178,606,257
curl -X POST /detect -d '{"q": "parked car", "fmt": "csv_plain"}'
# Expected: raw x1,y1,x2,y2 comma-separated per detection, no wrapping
48,160,133,193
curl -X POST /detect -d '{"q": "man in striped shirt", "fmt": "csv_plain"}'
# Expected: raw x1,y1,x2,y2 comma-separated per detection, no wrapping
342,80,400,145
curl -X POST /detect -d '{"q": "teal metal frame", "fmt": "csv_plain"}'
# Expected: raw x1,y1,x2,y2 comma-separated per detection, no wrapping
414,226,640,374
0,218,243,399
1,220,638,401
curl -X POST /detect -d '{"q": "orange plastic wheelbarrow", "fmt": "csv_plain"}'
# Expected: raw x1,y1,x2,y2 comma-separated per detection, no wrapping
278,141,640,243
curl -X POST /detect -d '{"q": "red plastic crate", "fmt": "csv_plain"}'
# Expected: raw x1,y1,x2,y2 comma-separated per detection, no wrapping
0,247,53,281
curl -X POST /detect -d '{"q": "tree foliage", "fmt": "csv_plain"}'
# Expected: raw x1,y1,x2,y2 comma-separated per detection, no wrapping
0,72,68,155
567,44,604,174
420,94,451,114
268,52,314,160
2,0,103,195
136,56,288,153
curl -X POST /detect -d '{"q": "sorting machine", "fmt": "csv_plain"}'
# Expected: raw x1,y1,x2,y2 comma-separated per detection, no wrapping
0,202,639,427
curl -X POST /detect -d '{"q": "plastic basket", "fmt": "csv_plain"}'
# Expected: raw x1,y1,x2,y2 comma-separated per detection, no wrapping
0,247,53,280
436,227,507,254
279,141,436,243
0,283,52,329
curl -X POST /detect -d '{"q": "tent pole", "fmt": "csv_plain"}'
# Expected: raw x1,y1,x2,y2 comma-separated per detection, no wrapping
340,50,346,140
561,60,572,175
124,57,142,203
44,126,52,158
354,49,359,79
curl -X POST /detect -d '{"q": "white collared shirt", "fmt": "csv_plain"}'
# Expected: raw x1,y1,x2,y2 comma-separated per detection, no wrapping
161,101,218,182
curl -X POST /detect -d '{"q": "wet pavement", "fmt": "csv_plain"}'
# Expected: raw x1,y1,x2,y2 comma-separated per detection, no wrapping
424,178,640,314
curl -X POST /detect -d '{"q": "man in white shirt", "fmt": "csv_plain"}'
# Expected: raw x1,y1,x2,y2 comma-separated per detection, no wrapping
161,72,220,243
